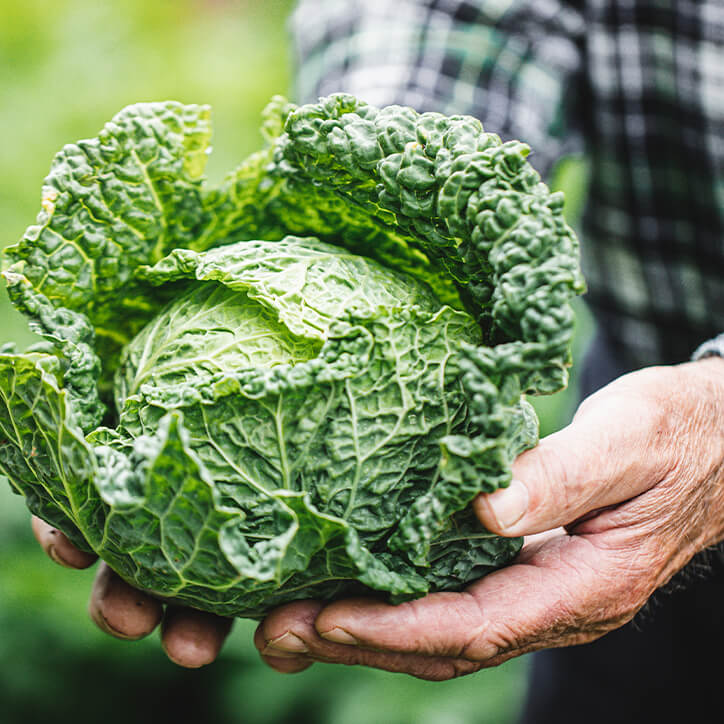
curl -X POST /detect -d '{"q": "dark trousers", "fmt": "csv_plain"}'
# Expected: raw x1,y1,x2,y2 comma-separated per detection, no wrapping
518,333,724,724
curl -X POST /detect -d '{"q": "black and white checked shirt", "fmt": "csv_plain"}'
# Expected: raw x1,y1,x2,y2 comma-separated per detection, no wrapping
290,0,724,370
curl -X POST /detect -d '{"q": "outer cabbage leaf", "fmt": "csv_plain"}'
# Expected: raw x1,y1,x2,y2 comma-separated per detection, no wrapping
0,350,100,552
2,103,215,389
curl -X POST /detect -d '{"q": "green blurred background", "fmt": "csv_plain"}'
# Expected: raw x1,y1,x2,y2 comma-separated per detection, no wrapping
0,2,592,722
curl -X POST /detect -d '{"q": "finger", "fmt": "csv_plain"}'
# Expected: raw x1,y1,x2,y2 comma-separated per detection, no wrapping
256,600,322,657
253,624,314,674
161,606,233,668
310,533,638,663
315,594,496,660
256,600,482,681
88,563,163,640
473,383,674,536
31,516,97,569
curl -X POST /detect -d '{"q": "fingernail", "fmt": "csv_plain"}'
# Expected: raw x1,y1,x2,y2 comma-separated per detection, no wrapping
264,632,309,655
47,544,72,568
486,479,529,530
320,627,359,646
91,607,135,640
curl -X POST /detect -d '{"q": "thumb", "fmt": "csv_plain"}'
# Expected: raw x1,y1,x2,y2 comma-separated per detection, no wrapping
473,386,671,536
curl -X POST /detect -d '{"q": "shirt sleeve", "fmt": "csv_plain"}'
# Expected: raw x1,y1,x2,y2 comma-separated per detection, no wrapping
289,0,586,178
692,333,724,362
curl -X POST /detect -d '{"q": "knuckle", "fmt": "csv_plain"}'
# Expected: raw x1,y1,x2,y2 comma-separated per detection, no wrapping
478,620,521,657
409,658,460,682
450,658,482,679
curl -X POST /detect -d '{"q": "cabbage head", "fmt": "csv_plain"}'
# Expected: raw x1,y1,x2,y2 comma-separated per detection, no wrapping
0,95,585,617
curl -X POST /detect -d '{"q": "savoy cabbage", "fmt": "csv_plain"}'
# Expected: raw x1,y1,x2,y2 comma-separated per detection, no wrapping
0,95,584,617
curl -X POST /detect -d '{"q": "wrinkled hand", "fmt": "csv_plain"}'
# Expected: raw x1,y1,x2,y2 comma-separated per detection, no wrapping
255,357,724,679
31,517,232,667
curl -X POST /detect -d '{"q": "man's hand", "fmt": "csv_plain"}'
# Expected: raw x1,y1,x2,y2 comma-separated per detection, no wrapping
255,357,724,679
30,517,232,667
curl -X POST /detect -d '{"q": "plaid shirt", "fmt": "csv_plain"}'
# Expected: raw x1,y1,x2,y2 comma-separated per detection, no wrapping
290,0,724,370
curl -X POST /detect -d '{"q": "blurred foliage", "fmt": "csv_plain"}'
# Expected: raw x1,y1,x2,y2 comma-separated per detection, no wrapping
0,1,592,723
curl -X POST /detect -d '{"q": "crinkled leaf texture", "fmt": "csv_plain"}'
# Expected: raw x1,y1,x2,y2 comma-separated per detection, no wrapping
1,96,584,618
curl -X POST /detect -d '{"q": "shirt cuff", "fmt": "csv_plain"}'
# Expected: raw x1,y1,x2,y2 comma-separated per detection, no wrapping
691,333,724,362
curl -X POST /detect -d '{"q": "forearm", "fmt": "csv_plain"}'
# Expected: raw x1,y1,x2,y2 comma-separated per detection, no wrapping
688,334,724,553
657,353,724,567
684,352,724,553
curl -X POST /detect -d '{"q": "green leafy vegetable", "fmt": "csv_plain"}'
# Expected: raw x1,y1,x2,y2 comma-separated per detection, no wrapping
0,95,585,618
